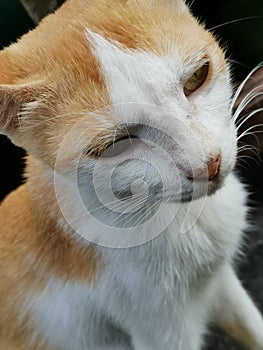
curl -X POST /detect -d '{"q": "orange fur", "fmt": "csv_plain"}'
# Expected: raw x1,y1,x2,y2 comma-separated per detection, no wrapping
0,180,101,348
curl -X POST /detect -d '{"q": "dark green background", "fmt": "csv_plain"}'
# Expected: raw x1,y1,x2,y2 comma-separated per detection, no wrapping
192,0,263,79
0,0,34,49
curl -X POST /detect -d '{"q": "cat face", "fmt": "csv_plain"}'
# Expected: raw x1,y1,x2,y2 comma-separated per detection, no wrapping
0,0,236,208
79,28,235,204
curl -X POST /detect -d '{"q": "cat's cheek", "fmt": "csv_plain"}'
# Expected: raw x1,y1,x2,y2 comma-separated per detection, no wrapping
222,128,238,173
203,116,237,176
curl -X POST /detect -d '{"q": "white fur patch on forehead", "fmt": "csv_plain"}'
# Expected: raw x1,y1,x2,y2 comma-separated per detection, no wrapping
85,29,185,107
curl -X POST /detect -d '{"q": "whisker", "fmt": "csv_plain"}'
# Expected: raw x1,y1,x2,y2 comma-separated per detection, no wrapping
235,107,263,132
233,89,263,122
237,124,263,141
87,194,144,215
237,150,259,160
237,146,261,162
237,144,259,154
237,154,261,167
188,0,196,8
233,89,263,123
116,202,146,227
123,124,134,147
209,16,263,31
133,201,160,227
226,59,250,69
109,195,147,215
231,62,263,112
60,194,147,233
112,128,118,149
237,133,262,156
131,200,160,226
19,105,116,131
113,196,150,226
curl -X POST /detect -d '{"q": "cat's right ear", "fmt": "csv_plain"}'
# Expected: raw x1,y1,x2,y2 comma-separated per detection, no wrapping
0,81,45,145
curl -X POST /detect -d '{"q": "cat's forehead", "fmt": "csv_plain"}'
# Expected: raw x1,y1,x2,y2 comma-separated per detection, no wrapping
85,28,222,109
86,30,176,105
0,0,226,132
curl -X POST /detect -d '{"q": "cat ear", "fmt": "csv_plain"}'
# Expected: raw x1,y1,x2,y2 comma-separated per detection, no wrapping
20,0,65,23
0,82,43,140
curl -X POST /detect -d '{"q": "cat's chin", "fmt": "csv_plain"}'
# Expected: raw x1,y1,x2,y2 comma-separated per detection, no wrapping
179,187,217,202
160,176,224,203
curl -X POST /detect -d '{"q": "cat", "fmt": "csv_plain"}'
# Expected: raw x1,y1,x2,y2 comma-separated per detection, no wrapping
0,0,263,349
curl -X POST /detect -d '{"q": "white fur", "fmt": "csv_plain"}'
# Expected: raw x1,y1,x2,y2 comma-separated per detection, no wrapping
27,173,263,349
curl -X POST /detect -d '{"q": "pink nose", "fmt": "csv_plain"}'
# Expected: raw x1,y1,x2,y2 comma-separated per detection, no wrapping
187,154,221,181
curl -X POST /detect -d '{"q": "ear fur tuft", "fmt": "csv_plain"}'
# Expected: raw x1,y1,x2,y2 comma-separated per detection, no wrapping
0,82,44,136
0,89,20,133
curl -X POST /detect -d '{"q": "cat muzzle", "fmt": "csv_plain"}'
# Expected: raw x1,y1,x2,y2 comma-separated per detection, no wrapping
186,154,221,181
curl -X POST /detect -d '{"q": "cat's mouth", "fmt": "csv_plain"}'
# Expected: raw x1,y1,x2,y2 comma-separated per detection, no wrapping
158,174,224,203
182,176,223,202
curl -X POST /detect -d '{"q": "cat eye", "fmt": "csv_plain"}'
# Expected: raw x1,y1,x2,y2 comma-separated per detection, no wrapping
85,134,137,159
101,135,136,158
85,124,143,159
183,63,209,97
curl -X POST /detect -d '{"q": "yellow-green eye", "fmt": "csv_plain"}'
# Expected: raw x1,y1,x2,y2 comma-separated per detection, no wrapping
183,63,209,96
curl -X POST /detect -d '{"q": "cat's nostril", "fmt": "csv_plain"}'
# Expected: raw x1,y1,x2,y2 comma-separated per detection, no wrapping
207,154,221,181
187,154,221,181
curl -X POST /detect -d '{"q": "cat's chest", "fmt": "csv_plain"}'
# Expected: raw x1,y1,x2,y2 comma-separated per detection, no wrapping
100,174,248,309
28,175,247,349
27,281,93,350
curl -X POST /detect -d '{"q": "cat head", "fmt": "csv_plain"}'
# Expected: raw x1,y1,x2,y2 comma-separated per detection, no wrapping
0,0,236,210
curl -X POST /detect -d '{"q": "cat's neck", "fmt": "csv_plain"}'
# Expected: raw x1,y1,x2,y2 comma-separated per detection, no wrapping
26,156,61,222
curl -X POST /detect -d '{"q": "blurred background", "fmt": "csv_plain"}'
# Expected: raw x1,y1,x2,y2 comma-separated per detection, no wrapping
0,1,262,349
